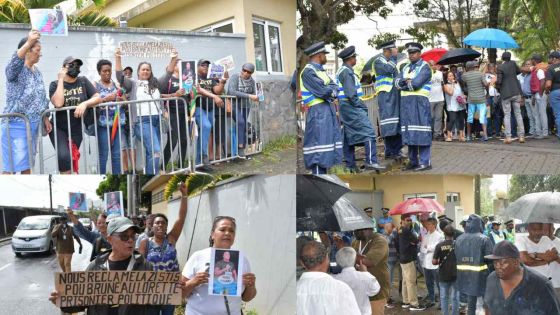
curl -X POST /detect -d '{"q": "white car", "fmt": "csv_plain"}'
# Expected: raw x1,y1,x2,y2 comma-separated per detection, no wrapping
11,215,61,257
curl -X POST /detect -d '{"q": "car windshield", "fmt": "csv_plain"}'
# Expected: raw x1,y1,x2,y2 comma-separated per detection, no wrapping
18,218,51,230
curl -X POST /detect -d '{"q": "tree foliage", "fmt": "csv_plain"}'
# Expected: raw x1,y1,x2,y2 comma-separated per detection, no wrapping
508,175,560,202
501,0,560,61
480,177,494,217
0,0,116,27
163,174,235,200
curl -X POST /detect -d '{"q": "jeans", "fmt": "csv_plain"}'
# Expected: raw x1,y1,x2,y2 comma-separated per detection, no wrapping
488,96,503,136
1,120,39,172
440,281,460,315
134,115,161,175
149,305,175,315
424,268,439,302
523,97,537,135
502,95,524,137
235,105,251,149
49,126,83,173
194,107,214,164
549,90,560,136
467,295,479,315
534,93,549,136
97,124,122,174
388,261,398,287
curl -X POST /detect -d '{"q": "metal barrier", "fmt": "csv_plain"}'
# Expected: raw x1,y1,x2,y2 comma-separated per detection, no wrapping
32,95,262,174
0,113,33,173
296,84,378,133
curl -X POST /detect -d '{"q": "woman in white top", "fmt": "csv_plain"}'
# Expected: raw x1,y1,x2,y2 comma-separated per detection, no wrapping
443,71,467,142
115,48,177,174
181,216,257,315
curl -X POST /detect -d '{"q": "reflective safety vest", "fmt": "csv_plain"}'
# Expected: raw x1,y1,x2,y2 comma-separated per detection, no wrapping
397,59,409,73
490,231,505,244
335,65,364,100
373,57,396,94
300,63,333,107
401,60,432,97
504,230,515,243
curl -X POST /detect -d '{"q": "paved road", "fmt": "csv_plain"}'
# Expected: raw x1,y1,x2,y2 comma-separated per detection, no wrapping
0,239,91,315
297,136,560,174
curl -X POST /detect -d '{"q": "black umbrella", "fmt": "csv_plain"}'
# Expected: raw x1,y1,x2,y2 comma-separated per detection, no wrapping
297,175,374,231
437,48,481,65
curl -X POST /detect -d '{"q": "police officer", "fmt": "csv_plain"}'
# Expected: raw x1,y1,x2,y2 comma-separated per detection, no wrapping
300,41,343,174
374,40,404,161
489,221,506,246
503,219,515,242
395,42,433,171
336,46,386,172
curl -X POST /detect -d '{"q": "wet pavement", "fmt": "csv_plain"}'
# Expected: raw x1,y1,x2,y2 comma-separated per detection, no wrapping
0,238,90,315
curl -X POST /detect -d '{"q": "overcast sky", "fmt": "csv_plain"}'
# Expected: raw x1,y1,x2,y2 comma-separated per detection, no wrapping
0,175,104,209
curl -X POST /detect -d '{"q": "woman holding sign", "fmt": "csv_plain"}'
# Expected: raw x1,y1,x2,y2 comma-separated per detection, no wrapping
181,216,257,315
115,47,178,175
139,181,188,315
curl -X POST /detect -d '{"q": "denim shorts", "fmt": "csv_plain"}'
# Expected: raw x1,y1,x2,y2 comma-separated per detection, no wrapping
467,103,487,125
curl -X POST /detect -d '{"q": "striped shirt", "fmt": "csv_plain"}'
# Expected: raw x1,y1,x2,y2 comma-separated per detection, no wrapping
461,71,487,104
383,231,398,264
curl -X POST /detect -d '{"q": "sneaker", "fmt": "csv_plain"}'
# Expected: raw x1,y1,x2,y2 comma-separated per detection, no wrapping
385,303,395,309
196,164,213,172
423,301,435,308
401,303,410,308
481,136,489,141
465,136,472,142
410,305,426,311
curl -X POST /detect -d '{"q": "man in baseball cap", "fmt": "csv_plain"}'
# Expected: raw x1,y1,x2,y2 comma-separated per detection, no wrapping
483,240,560,314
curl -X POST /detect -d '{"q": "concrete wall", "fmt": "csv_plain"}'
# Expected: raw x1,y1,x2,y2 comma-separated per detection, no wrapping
164,175,295,315
0,23,295,172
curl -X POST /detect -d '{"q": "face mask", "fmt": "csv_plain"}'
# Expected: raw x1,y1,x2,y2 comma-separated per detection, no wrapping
67,66,81,78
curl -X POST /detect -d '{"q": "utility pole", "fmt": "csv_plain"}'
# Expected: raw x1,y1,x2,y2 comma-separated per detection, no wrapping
127,175,137,217
49,174,53,214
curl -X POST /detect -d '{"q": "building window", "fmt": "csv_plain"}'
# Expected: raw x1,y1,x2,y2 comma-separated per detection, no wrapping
446,193,460,203
152,191,164,205
253,19,283,73
196,19,234,33
403,193,437,200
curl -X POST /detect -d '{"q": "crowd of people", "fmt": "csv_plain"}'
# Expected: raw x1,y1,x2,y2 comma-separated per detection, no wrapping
2,30,260,175
48,183,257,315
297,211,560,315
299,38,560,174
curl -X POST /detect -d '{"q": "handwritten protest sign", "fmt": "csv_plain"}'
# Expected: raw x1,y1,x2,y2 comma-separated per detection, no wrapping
215,55,235,72
55,271,182,307
209,248,244,296
119,42,174,58
69,192,87,212
29,9,68,36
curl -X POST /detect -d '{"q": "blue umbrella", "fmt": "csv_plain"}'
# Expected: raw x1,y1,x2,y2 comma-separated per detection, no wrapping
464,28,519,49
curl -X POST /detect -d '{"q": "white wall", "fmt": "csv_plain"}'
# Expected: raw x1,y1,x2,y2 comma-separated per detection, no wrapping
165,175,296,315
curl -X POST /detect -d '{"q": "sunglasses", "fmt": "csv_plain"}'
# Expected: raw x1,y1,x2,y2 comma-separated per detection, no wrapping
112,232,135,242
214,215,236,223
242,69,253,74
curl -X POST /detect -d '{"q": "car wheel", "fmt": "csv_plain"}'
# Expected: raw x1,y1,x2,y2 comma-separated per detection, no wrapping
15,252,22,258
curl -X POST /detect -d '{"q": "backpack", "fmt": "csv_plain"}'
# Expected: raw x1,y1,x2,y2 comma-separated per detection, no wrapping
530,69,541,94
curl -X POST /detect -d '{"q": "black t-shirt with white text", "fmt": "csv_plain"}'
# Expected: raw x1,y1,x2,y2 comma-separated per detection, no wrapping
164,76,190,114
49,77,97,135
433,239,457,282
196,75,219,109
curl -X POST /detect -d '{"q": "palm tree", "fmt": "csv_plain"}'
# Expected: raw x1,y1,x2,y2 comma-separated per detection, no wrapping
163,174,236,200
0,0,117,27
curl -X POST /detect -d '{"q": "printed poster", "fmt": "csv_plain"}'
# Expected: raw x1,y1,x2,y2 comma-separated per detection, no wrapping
179,60,197,94
208,63,225,79
29,9,68,36
215,55,235,72
104,191,124,219
256,82,264,102
208,248,244,297
69,192,87,212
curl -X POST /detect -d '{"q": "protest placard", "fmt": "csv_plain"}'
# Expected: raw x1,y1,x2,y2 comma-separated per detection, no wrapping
69,193,87,212
119,42,174,58
104,191,124,219
208,63,225,79
256,82,265,102
215,55,235,72
29,9,68,36
179,60,197,94
55,271,182,307
209,248,244,296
